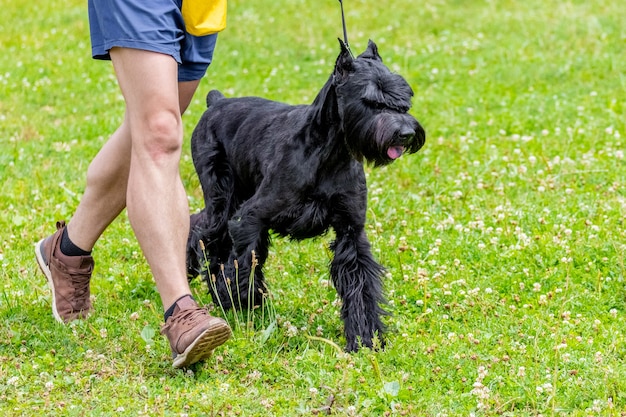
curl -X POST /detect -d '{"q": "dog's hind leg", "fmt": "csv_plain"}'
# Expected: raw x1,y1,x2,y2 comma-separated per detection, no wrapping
330,225,388,352
188,135,240,307
187,210,208,278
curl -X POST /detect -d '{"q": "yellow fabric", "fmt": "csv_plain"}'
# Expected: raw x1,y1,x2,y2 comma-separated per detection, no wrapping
182,0,228,37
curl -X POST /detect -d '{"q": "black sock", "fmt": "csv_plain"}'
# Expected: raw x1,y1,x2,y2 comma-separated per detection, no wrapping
164,294,194,321
60,227,91,256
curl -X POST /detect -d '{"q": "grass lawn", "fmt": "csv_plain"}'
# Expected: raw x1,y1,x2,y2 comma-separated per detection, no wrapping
1,0,625,415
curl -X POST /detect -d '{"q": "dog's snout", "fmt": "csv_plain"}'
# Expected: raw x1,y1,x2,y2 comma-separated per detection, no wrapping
398,128,415,143
402,122,426,153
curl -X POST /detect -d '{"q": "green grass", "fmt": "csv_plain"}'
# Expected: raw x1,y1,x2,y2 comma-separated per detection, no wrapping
1,0,625,415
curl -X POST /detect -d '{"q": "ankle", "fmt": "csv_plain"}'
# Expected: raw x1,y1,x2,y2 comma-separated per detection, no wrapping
60,227,91,257
164,294,195,321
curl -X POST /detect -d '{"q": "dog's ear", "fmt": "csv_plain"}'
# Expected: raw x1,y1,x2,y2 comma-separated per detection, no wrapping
335,38,354,77
338,38,351,56
358,39,383,62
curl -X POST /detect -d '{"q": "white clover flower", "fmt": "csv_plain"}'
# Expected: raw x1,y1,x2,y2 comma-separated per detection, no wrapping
285,322,298,337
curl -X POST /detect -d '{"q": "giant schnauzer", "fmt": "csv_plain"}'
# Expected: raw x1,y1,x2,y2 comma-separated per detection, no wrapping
187,39,425,351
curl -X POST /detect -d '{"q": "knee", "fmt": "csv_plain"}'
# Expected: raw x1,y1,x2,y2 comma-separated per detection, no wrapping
139,110,183,163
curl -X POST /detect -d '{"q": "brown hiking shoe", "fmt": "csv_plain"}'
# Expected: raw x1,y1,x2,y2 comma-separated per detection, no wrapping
160,296,232,368
35,221,94,323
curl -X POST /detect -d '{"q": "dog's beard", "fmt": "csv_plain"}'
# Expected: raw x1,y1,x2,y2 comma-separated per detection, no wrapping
343,110,422,166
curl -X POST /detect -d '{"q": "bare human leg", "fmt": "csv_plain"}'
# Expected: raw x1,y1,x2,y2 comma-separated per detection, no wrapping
66,48,201,309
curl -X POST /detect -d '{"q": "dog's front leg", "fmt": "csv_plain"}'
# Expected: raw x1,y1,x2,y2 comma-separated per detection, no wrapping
331,226,387,351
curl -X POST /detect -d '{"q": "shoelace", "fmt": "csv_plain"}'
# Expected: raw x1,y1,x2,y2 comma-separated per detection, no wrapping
170,307,209,327
72,275,90,300
66,267,91,307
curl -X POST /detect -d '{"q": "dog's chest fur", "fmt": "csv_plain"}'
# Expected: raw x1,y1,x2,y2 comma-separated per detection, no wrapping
268,162,366,239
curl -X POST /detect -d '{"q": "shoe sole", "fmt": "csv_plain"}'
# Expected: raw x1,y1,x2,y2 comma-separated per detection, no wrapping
35,238,64,324
172,321,232,368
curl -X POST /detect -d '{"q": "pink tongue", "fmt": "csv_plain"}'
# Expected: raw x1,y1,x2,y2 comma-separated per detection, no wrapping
387,146,405,159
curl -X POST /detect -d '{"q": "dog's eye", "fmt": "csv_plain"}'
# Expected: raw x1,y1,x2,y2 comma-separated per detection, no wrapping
364,99,388,110
367,99,410,114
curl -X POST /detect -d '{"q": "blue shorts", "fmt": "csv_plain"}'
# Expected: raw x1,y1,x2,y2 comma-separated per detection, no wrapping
88,0,217,82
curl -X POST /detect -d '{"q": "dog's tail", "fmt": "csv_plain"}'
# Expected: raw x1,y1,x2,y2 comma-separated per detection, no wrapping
206,90,225,108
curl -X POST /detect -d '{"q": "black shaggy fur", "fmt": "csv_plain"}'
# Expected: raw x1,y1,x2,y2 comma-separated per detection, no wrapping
187,40,425,351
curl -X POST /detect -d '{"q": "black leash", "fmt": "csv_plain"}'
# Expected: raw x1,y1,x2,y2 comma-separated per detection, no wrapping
338,0,354,57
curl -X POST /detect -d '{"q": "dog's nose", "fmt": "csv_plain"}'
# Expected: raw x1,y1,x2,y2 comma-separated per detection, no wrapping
398,128,415,143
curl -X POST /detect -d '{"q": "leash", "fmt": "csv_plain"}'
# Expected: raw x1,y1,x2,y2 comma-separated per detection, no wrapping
338,0,354,57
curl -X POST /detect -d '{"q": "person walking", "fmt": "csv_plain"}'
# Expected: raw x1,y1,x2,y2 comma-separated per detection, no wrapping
35,0,231,368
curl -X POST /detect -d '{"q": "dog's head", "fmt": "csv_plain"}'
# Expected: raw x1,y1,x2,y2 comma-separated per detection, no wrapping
333,39,425,166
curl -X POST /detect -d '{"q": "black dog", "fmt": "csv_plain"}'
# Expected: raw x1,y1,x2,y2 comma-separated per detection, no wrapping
187,39,425,351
